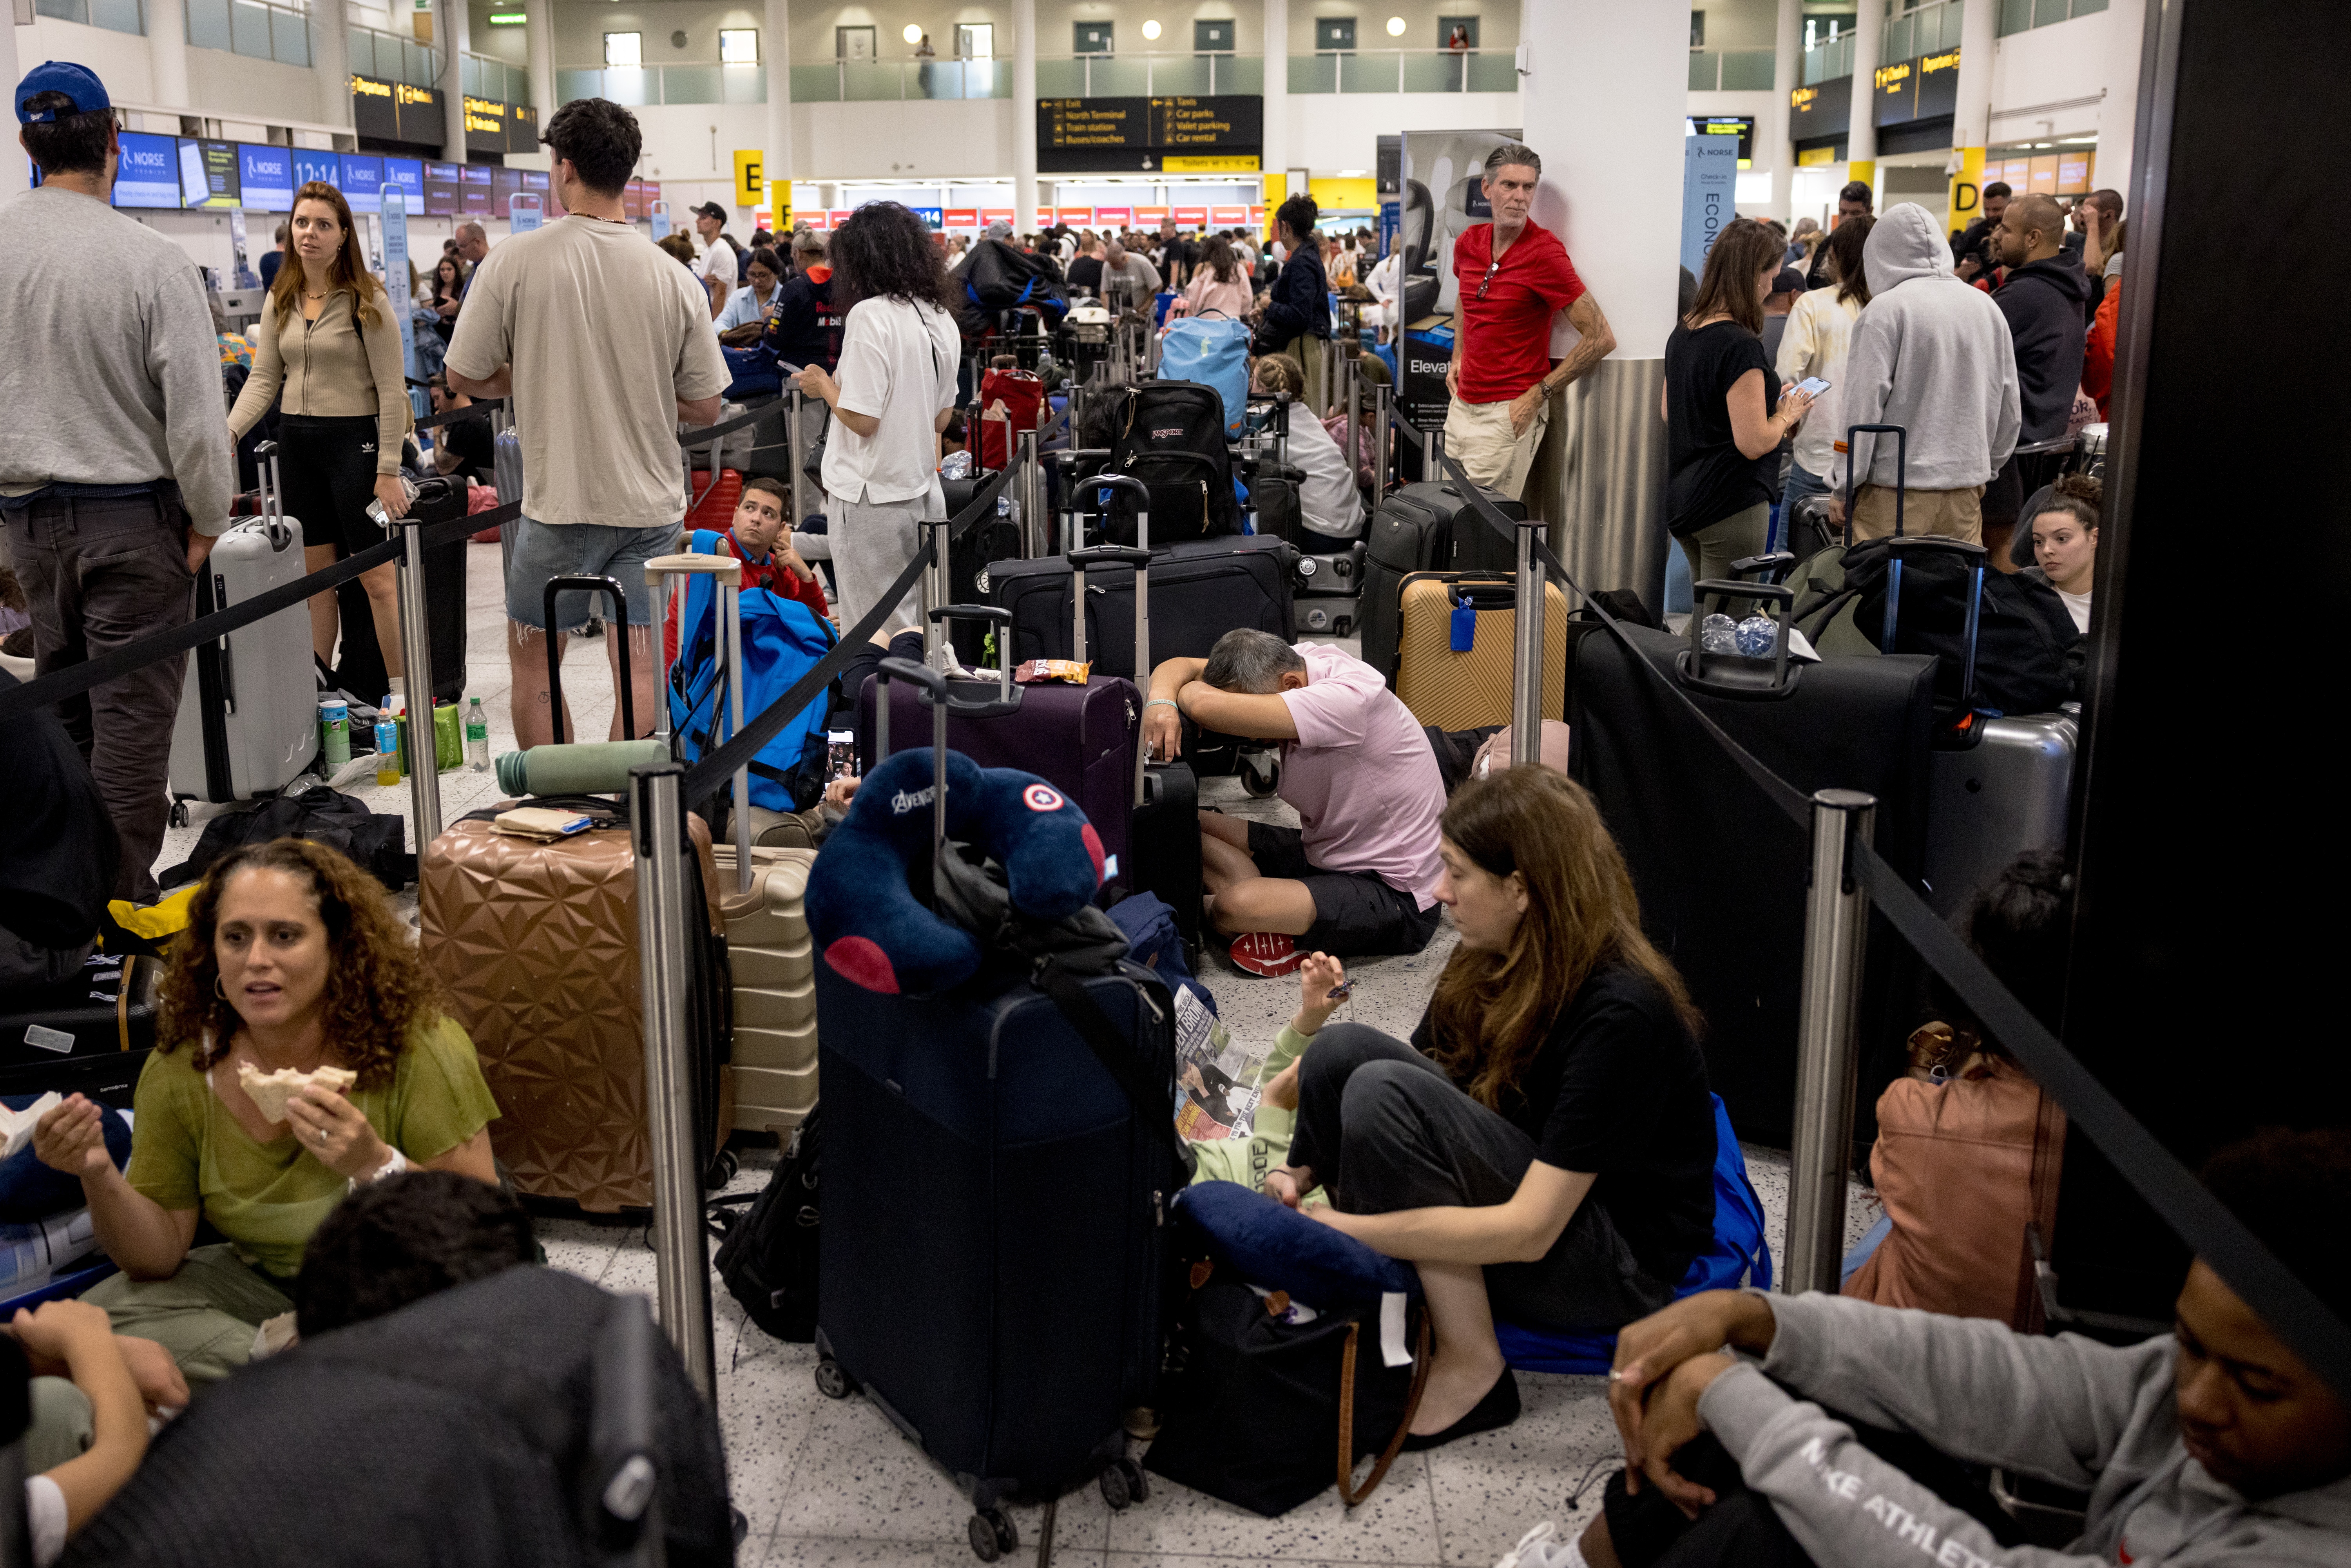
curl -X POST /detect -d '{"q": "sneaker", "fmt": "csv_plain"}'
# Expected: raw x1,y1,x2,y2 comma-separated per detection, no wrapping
1228,932,1303,977
1493,1521,1582,1568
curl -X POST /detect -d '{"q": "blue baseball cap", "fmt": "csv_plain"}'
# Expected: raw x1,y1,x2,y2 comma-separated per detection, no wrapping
16,61,110,124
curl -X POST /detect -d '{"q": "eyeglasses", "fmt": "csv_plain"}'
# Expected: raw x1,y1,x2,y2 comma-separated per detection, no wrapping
1475,260,1501,301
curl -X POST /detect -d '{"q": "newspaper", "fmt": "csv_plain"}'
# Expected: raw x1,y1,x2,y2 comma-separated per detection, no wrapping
1171,984,1268,1142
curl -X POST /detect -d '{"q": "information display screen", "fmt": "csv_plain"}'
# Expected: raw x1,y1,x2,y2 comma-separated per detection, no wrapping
1036,95,1261,172
491,166,523,213
383,158,425,210
340,154,383,214
237,144,295,210
179,140,240,208
460,164,494,215
291,148,341,190
423,162,464,217
112,132,180,208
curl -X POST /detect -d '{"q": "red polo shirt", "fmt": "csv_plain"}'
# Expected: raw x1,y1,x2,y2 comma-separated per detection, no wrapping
1451,221,1587,404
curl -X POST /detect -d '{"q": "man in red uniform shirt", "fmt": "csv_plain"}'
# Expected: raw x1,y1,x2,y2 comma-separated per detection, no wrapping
664,477,831,667
1445,144,1617,501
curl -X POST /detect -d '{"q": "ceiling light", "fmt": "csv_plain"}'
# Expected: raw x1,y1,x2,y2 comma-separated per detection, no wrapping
1386,16,1407,36
1141,18,1161,40
902,23,922,44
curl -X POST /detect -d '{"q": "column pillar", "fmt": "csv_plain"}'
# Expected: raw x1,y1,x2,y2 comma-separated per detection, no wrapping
1,13,24,197
1946,0,1996,241
525,0,556,140
2094,0,2147,201
1845,0,1882,198
1260,0,1287,232
1769,0,1802,222
1520,0,1682,608
764,0,793,224
147,0,192,114
439,0,471,164
313,0,353,135
1012,0,1037,229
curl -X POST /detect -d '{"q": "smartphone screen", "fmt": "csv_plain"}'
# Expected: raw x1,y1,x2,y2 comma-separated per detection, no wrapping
1795,377,1831,398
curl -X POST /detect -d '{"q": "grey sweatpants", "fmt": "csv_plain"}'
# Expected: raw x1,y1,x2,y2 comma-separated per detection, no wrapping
826,488,927,637
1286,1023,1675,1333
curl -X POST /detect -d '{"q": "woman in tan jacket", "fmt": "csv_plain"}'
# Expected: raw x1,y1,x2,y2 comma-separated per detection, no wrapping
227,181,413,677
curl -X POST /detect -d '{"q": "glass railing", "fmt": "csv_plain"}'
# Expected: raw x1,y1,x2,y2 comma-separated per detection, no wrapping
1688,48,1777,90
1801,31,1856,85
1998,0,2106,35
765,58,1007,102
1884,0,1965,63
461,51,531,106
1033,53,1253,97
1290,50,1516,93
33,0,145,36
187,0,309,68
350,24,439,89
556,63,769,107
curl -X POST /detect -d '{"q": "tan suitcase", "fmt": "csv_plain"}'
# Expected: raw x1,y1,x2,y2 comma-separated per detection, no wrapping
712,844,817,1136
418,810,728,1213
1392,572,1567,731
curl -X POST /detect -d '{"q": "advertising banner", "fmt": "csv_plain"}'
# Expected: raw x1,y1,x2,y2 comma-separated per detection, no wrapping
113,133,179,208
1680,134,1739,280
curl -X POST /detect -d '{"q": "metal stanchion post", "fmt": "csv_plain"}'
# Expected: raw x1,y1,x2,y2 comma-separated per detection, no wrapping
1372,383,1393,495
787,388,810,523
1348,353,1363,478
1427,425,1447,484
1018,429,1044,560
396,517,441,848
921,519,949,670
1512,521,1543,763
629,760,715,1396
1788,789,1877,1294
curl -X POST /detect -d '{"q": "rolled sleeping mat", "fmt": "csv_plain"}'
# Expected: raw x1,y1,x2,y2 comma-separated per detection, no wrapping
493,739,670,798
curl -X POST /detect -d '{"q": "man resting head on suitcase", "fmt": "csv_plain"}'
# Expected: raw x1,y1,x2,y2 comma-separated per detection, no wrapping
1145,628,1447,975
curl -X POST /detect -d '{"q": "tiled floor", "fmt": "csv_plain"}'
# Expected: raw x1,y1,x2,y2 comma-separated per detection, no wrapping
144,552,1876,1568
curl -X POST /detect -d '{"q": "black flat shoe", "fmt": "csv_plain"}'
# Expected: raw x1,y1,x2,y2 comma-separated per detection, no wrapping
1400,1367,1520,1451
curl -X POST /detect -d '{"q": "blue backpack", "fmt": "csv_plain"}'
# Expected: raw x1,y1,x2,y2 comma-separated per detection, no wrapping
1158,314,1253,439
667,529,837,811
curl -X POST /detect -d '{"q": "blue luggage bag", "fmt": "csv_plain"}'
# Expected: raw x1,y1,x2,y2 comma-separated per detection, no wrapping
1157,313,1252,438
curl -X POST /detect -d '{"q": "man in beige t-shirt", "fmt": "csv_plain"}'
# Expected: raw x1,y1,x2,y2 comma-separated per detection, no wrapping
447,97,728,748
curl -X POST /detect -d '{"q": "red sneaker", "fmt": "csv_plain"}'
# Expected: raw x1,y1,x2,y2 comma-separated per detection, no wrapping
1228,932,1304,977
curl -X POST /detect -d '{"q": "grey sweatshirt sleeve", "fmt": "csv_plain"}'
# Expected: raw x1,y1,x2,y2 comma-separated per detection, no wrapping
1989,326,2022,470
153,264,236,534
1837,310,1895,491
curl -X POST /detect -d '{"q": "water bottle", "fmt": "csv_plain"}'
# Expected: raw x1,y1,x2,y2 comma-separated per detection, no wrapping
465,697,491,771
1700,613,1739,655
365,473,421,530
1733,614,1779,657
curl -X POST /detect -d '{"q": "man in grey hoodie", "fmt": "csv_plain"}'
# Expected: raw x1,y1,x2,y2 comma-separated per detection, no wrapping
1827,203,2020,547
1520,1127,2350,1568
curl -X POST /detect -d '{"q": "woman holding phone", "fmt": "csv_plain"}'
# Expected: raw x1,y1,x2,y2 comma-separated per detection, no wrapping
1774,215,1873,529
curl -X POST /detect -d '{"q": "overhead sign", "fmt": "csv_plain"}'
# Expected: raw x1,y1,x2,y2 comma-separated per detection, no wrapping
1164,155,1259,172
1172,205,1206,226
179,139,240,208
1096,205,1132,225
944,207,979,226
1875,45,1960,127
1788,74,1853,148
1209,204,1248,226
733,148,763,208
1037,95,1262,172
350,72,444,145
1686,115,1756,168
236,144,294,210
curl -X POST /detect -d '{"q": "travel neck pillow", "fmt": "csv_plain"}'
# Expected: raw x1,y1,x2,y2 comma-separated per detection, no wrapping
804,746,1107,997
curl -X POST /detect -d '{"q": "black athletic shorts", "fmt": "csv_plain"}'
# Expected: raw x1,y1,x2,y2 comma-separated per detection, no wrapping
1245,821,1443,958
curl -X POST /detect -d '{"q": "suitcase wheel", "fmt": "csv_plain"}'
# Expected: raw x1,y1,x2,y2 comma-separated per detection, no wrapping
814,1357,855,1400
1098,1457,1148,1510
1241,753,1281,799
169,799,190,829
967,1508,1017,1561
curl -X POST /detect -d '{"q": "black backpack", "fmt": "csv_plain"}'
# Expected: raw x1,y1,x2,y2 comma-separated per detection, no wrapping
708,1108,821,1343
156,784,412,892
1840,543,2083,714
1103,382,1239,544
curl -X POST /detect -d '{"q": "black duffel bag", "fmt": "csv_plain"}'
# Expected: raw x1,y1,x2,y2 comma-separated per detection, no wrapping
1842,537,2083,714
156,784,412,893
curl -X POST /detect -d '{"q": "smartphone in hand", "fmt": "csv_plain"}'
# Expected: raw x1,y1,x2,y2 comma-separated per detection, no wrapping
1795,377,1831,398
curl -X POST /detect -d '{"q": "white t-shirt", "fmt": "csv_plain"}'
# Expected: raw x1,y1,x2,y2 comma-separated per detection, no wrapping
1288,410,1365,539
693,238,739,288
1774,286,1866,480
822,296,960,509
446,215,730,529
29,1475,64,1566
2058,587,2091,634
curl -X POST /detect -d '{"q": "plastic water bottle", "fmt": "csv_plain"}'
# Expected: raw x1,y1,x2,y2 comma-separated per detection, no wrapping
1700,613,1739,655
464,697,490,772
364,474,420,531
1733,614,1779,657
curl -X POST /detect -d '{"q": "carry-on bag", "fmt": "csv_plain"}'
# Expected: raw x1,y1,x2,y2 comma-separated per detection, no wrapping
1359,478,1527,681
709,1105,822,1343
976,367,1046,472
711,843,818,1136
168,442,319,806
807,657,1186,1556
987,521,1297,679
1099,382,1240,543
329,473,469,708
1157,314,1252,438
1392,572,1568,731
0,951,157,1110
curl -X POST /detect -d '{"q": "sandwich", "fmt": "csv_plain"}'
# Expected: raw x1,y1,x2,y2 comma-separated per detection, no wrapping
238,1062,357,1123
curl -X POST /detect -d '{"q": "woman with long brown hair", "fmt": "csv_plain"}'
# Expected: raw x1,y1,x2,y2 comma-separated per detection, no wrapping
226,180,415,680
32,839,499,1383
1265,768,1717,1449
1174,234,1253,319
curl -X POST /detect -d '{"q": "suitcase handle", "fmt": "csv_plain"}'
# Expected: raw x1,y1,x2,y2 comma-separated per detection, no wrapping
250,438,292,550
1730,550,1797,585
542,575,635,744
1680,580,1797,699
924,604,1023,715
1065,477,1153,672
1880,537,1987,708
1842,424,1907,543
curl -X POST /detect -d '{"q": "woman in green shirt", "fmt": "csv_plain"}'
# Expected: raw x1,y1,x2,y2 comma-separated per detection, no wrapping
33,838,501,1383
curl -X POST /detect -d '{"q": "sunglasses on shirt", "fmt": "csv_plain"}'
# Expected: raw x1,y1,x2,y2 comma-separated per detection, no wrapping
1475,259,1501,301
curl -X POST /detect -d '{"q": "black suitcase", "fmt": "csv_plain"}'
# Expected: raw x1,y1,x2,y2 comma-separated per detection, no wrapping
991,536,1296,678
1360,478,1525,681
331,475,469,707
0,951,159,1110
941,471,1024,666
1568,608,1938,1149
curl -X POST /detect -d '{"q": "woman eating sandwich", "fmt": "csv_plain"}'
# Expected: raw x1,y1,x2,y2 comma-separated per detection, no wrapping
34,839,501,1383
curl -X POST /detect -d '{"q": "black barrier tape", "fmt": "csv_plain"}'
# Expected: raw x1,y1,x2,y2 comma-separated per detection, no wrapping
677,460,1017,801
0,504,519,725
1387,405,1427,451
676,402,781,450
1428,446,2351,1396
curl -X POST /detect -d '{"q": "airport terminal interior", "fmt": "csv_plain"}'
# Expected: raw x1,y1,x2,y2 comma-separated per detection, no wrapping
2,0,2344,1565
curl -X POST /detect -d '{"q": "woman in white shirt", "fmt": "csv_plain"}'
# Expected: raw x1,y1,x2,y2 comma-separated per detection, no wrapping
715,246,783,337
2022,473,2098,633
1252,353,1364,540
1772,214,1873,531
793,202,961,635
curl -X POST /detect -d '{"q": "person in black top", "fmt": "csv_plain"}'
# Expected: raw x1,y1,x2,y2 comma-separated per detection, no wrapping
763,229,840,374
1065,237,1105,298
1266,768,1718,1452
1662,218,1814,610
1255,194,1333,413
425,375,495,484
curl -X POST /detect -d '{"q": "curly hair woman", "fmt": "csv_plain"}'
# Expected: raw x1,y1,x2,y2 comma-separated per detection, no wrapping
791,201,960,636
1263,768,1717,1448
33,838,500,1384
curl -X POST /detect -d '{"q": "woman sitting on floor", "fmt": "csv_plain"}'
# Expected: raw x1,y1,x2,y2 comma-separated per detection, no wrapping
1266,767,1718,1447
34,838,501,1384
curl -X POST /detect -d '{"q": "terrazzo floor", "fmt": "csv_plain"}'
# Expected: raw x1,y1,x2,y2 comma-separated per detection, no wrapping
143,547,1878,1568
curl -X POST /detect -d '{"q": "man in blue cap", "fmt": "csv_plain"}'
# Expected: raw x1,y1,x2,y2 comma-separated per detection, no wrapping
3,62,234,902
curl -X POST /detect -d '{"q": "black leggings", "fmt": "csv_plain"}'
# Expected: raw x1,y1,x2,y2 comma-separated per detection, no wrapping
275,413,387,556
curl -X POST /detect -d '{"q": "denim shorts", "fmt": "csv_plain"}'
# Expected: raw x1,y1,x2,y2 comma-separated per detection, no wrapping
504,516,677,630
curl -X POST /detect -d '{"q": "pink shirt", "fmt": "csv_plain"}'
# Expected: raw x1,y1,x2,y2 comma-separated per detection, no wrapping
1277,643,1446,907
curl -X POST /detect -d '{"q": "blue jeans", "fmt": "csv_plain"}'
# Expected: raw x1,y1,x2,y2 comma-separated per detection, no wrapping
1779,464,1832,552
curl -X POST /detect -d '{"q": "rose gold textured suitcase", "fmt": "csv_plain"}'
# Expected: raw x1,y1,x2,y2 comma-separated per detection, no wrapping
418,809,730,1213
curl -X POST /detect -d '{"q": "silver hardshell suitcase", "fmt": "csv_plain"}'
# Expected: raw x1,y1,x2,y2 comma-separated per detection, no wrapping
1922,709,2076,918
168,443,319,806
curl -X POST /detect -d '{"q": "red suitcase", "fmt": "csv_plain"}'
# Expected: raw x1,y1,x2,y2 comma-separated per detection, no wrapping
976,368,1045,471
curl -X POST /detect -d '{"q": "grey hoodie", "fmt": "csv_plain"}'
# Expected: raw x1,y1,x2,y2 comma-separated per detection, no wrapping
1699,1292,2351,1566
1835,203,2021,495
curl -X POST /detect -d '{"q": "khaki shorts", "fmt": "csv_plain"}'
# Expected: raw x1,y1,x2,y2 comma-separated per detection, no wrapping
1851,482,1985,544
1442,396,1550,502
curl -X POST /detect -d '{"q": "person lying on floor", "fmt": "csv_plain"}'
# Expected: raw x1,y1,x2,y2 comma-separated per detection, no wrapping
1516,1126,2351,1568
32,838,501,1385
1143,627,1446,975
1258,767,1717,1448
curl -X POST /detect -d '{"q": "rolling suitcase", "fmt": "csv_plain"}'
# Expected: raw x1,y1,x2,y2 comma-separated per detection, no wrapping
1359,478,1527,682
811,657,1180,1553
0,951,158,1110
989,534,1296,679
168,442,319,807
712,843,817,1136
1392,572,1569,731
330,474,470,708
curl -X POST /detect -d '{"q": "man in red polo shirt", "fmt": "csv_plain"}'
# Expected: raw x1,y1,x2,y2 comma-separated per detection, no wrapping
1445,144,1617,500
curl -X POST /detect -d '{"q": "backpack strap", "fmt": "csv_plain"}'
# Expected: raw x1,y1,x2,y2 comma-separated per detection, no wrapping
1335,1311,1432,1508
